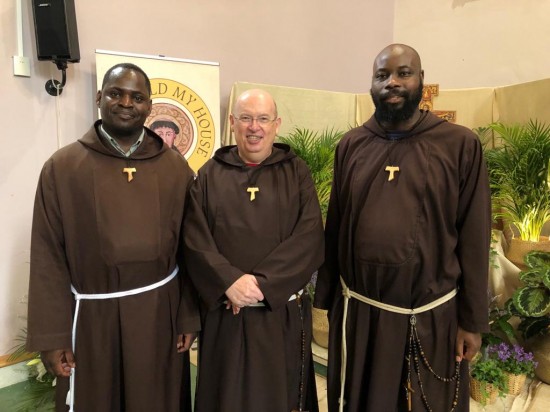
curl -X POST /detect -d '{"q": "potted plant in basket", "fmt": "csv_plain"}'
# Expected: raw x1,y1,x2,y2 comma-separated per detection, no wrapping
482,120,550,267
470,357,507,406
278,126,345,348
486,342,537,395
507,250,550,383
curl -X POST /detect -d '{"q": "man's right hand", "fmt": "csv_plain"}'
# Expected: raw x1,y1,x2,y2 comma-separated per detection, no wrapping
225,274,264,309
41,349,75,378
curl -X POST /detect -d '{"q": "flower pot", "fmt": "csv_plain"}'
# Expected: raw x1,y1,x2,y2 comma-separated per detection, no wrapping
506,236,550,269
311,307,329,348
529,333,550,384
470,378,498,405
504,372,526,395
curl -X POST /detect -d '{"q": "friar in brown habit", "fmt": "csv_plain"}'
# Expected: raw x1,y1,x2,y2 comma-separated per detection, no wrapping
184,89,324,412
314,44,491,411
27,63,199,412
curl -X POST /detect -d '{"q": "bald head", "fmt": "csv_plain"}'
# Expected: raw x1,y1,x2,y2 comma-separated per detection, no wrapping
373,44,422,75
232,89,278,118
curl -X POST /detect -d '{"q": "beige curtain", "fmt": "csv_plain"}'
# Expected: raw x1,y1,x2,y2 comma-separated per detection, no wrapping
223,79,550,146
223,82,364,145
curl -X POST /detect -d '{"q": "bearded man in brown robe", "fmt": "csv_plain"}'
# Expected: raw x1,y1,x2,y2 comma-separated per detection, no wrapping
184,89,324,412
314,44,491,411
26,63,199,411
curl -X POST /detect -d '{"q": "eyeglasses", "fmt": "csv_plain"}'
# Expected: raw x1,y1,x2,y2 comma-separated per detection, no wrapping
233,114,277,125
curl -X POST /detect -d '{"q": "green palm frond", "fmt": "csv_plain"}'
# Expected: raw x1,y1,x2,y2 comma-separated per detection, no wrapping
7,327,38,363
7,326,56,411
12,379,55,412
278,127,345,218
484,120,550,241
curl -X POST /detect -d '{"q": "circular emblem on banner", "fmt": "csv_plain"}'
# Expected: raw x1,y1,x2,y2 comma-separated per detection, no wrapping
146,78,216,172
147,103,194,156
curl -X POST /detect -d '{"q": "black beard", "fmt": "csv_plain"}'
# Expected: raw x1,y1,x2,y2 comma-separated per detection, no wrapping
371,82,423,124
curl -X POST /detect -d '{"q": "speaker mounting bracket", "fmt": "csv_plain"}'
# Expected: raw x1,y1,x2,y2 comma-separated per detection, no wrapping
45,60,68,96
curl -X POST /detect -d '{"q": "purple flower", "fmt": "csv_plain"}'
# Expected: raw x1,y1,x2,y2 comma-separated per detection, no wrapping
486,342,537,376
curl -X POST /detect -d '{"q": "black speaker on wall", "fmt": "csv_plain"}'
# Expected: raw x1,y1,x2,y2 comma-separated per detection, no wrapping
31,0,80,63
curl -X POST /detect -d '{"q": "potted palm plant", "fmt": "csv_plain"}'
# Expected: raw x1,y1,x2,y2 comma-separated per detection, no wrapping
278,127,344,348
278,127,344,219
483,120,550,267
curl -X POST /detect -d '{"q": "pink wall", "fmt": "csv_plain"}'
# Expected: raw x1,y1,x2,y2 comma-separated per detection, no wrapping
0,0,394,355
395,0,550,89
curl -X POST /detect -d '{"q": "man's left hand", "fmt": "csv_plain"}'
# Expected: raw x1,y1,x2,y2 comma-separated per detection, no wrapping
176,333,197,353
455,326,481,362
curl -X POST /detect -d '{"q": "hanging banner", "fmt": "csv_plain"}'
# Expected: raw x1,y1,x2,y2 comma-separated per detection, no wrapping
95,50,220,173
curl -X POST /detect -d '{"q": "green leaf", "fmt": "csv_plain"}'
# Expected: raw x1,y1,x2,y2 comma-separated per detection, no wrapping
525,250,550,270
495,318,517,342
26,358,41,366
504,298,521,316
518,317,550,340
513,286,550,317
278,127,345,219
11,379,55,412
543,267,550,290
519,268,544,286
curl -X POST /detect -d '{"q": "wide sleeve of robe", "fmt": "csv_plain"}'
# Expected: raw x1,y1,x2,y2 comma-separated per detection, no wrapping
313,141,344,310
177,173,202,334
455,134,491,333
251,161,324,311
183,172,246,310
27,158,74,351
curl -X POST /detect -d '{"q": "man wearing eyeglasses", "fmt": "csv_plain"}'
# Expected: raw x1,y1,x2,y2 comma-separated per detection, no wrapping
184,89,324,412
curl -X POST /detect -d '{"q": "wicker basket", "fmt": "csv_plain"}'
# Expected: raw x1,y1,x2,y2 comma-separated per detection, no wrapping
505,372,526,395
470,378,498,405
311,307,329,348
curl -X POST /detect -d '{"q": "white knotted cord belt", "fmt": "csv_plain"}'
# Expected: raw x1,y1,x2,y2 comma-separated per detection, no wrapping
338,276,457,412
66,265,179,412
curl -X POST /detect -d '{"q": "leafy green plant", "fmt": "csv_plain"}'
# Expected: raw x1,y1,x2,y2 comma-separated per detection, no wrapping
487,342,537,377
483,120,550,241
278,127,344,219
8,328,55,412
470,357,508,404
482,294,518,348
506,250,550,339
9,376,56,412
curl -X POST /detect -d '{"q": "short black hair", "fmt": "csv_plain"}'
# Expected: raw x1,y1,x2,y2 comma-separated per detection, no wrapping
150,120,180,134
101,63,152,95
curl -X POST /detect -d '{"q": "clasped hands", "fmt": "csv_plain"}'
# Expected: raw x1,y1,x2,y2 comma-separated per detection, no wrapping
225,274,264,314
